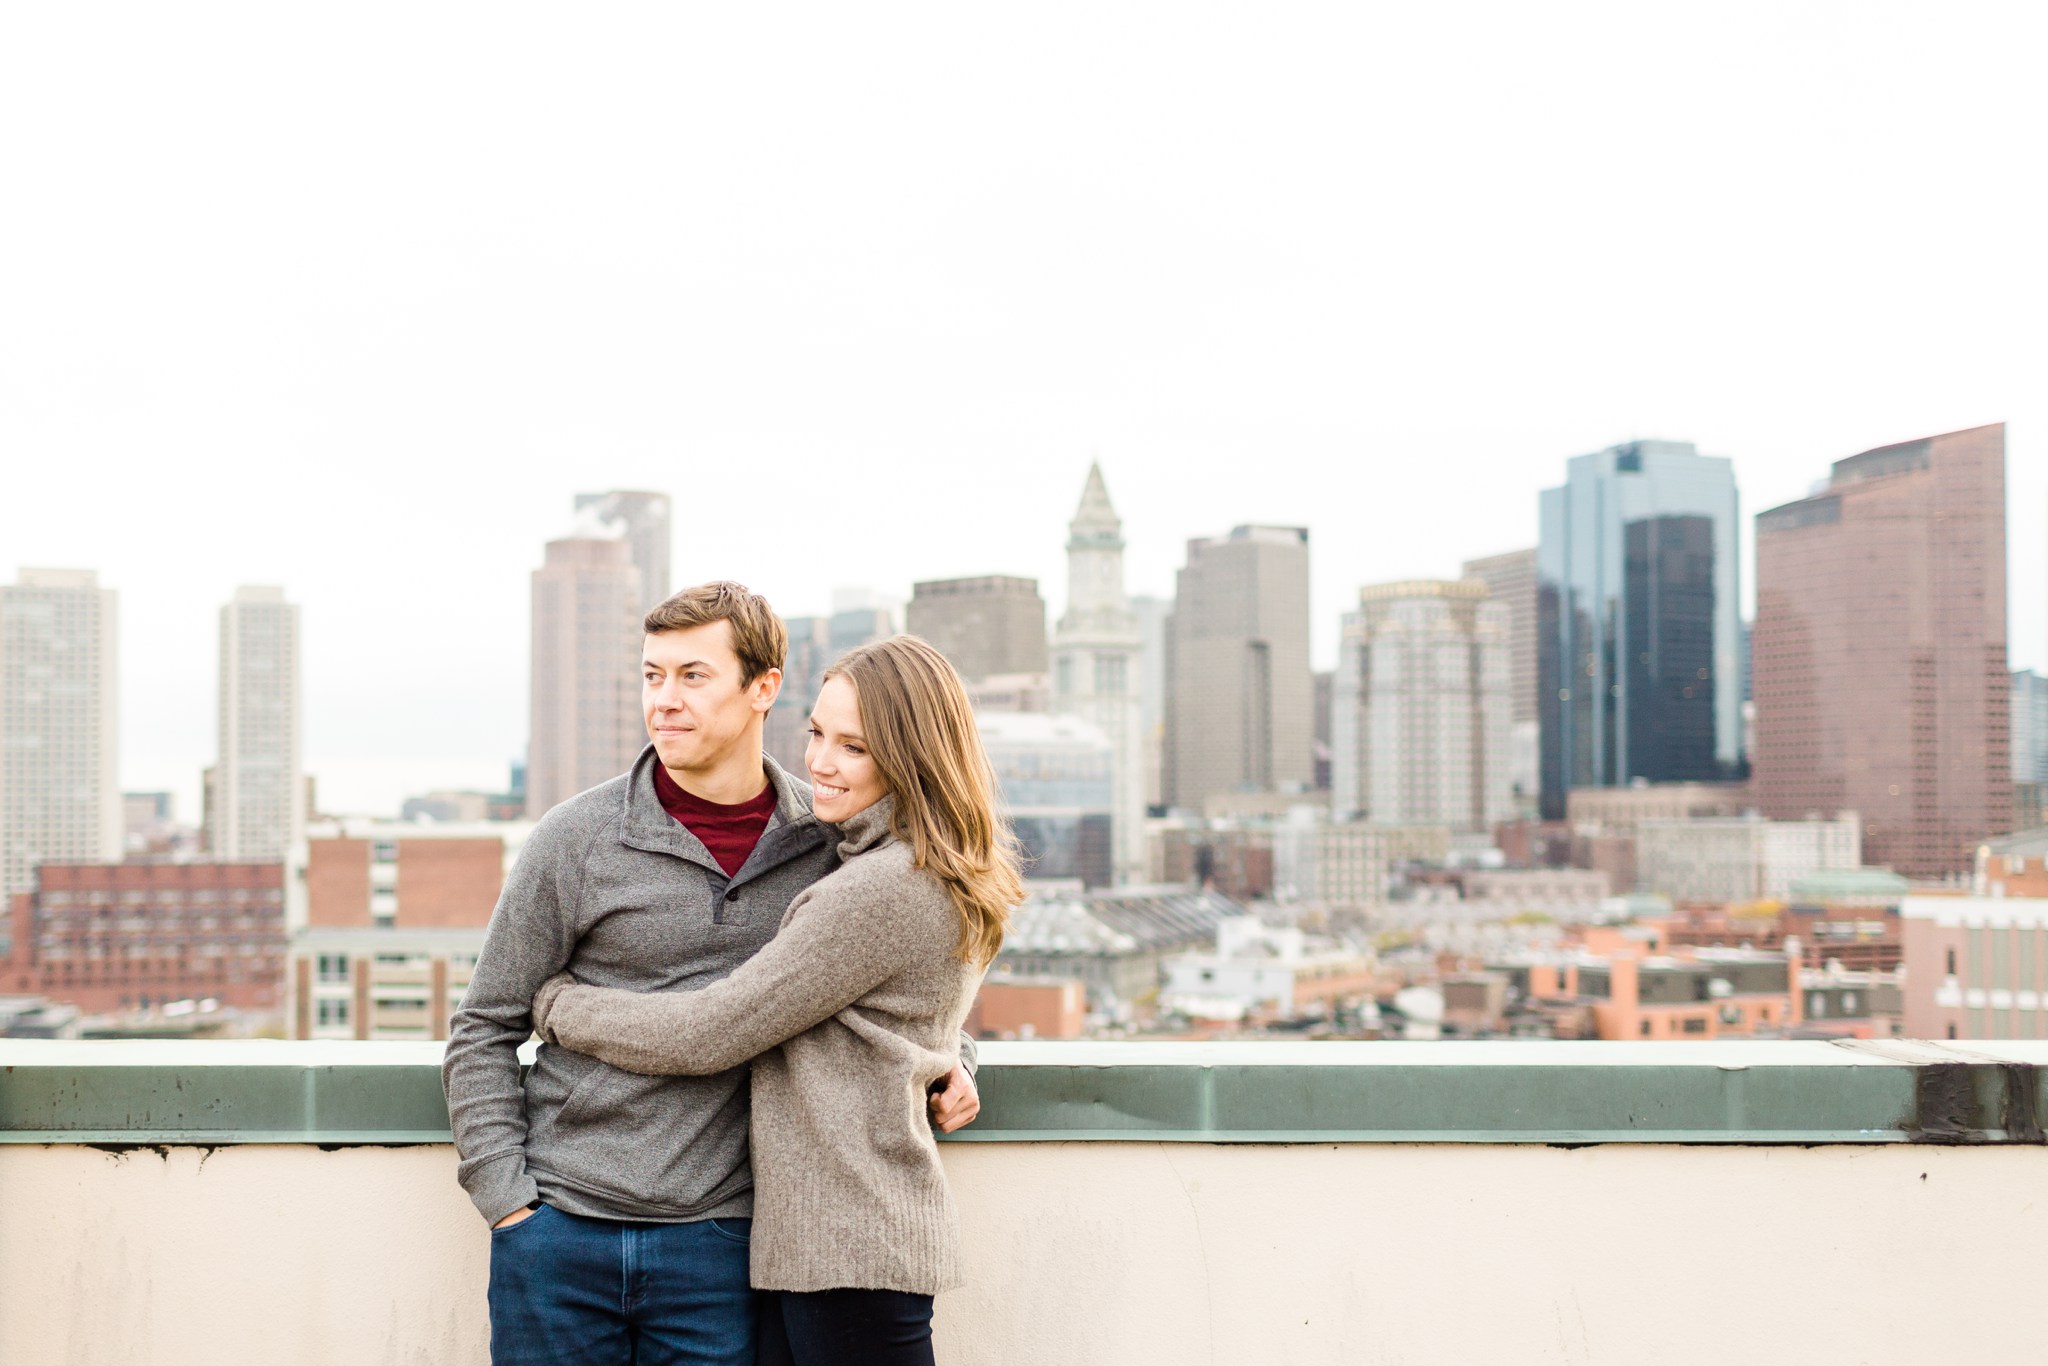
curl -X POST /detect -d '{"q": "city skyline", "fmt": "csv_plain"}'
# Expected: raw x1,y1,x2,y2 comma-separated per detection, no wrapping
6,426,2041,820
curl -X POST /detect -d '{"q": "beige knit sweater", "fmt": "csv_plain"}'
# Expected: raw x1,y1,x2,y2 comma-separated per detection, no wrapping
531,797,984,1294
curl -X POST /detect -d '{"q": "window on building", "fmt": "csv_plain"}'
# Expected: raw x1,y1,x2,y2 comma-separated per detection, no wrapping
316,954,350,983
1638,1020,1652,1036
1682,1017,1707,1035
317,998,350,1028
1946,948,1958,976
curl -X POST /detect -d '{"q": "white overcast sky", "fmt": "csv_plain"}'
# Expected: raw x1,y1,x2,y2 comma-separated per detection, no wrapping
3,3,2043,818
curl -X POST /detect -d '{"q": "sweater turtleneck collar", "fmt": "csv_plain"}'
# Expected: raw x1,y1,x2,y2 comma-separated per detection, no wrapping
833,795,898,859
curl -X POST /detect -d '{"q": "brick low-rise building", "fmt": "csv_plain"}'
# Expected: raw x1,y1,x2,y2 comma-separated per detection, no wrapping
1498,946,1801,1041
966,973,1087,1040
3,860,287,1014
288,819,531,1039
1977,829,2048,899
304,819,532,929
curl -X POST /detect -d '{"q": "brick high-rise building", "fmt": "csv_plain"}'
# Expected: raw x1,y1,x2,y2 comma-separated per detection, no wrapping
905,576,1047,685
526,518,645,817
1162,526,1313,810
0,569,121,897
208,586,302,861
1753,424,2011,879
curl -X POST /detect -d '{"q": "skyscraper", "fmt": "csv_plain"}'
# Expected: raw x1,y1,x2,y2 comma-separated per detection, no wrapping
1537,440,1743,818
905,576,1048,685
526,511,644,817
2013,670,2047,788
1162,525,1312,811
0,569,120,895
1461,547,1539,807
1051,465,1146,884
1753,424,2011,878
1331,580,1512,831
574,490,672,619
1131,594,1170,811
208,586,302,860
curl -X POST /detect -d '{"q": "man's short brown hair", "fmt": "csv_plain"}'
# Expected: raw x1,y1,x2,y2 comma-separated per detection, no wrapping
644,582,787,686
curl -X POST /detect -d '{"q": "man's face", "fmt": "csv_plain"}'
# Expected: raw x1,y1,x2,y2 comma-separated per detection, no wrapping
642,622,780,775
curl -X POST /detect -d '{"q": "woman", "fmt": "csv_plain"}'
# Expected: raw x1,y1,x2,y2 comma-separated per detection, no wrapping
531,633,1023,1366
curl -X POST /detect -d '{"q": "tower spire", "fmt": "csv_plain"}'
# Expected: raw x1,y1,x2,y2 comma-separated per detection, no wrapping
1069,461,1123,551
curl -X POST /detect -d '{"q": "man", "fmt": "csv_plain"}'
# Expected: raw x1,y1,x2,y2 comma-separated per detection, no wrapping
443,581,980,1366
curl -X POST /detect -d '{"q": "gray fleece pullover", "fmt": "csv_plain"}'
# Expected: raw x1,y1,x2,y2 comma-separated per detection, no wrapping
441,747,843,1227
534,796,986,1295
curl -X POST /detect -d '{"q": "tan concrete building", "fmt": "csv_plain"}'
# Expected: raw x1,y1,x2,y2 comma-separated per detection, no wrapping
1753,424,2011,878
1163,525,1312,811
1635,813,1861,903
527,525,644,817
906,575,1048,684
291,926,483,1041
1564,782,1749,834
0,569,121,896
1461,548,1539,804
208,586,302,861
1331,579,1512,831
1271,816,1387,913
1051,465,1146,884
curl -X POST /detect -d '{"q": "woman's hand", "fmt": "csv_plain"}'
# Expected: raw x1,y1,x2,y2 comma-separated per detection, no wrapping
531,971,581,1043
927,1063,980,1133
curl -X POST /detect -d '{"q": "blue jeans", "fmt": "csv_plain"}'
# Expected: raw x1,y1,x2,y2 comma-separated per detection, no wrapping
487,1205,756,1366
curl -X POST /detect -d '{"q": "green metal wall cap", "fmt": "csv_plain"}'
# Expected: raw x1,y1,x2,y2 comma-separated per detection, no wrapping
4,1039,2045,1146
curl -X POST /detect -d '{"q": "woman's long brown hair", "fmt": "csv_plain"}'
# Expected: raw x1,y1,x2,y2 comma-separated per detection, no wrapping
823,635,1024,966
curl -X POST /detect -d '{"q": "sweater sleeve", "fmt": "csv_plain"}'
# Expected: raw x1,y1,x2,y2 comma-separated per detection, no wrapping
439,813,586,1224
535,857,937,1077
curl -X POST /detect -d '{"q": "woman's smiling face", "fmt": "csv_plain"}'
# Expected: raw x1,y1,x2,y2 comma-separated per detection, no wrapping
806,675,888,821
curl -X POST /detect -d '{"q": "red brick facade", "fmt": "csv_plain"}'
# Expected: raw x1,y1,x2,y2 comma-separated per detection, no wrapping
3,861,287,1012
393,839,504,928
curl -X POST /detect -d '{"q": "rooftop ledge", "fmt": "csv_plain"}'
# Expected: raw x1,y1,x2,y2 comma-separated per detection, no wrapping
7,1038,2048,1146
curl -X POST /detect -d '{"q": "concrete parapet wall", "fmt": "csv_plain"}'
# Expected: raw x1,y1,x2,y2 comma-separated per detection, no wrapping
3,1139,2045,1365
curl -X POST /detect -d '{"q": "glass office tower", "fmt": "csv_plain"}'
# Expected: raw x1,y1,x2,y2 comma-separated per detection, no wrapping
1537,440,1743,818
